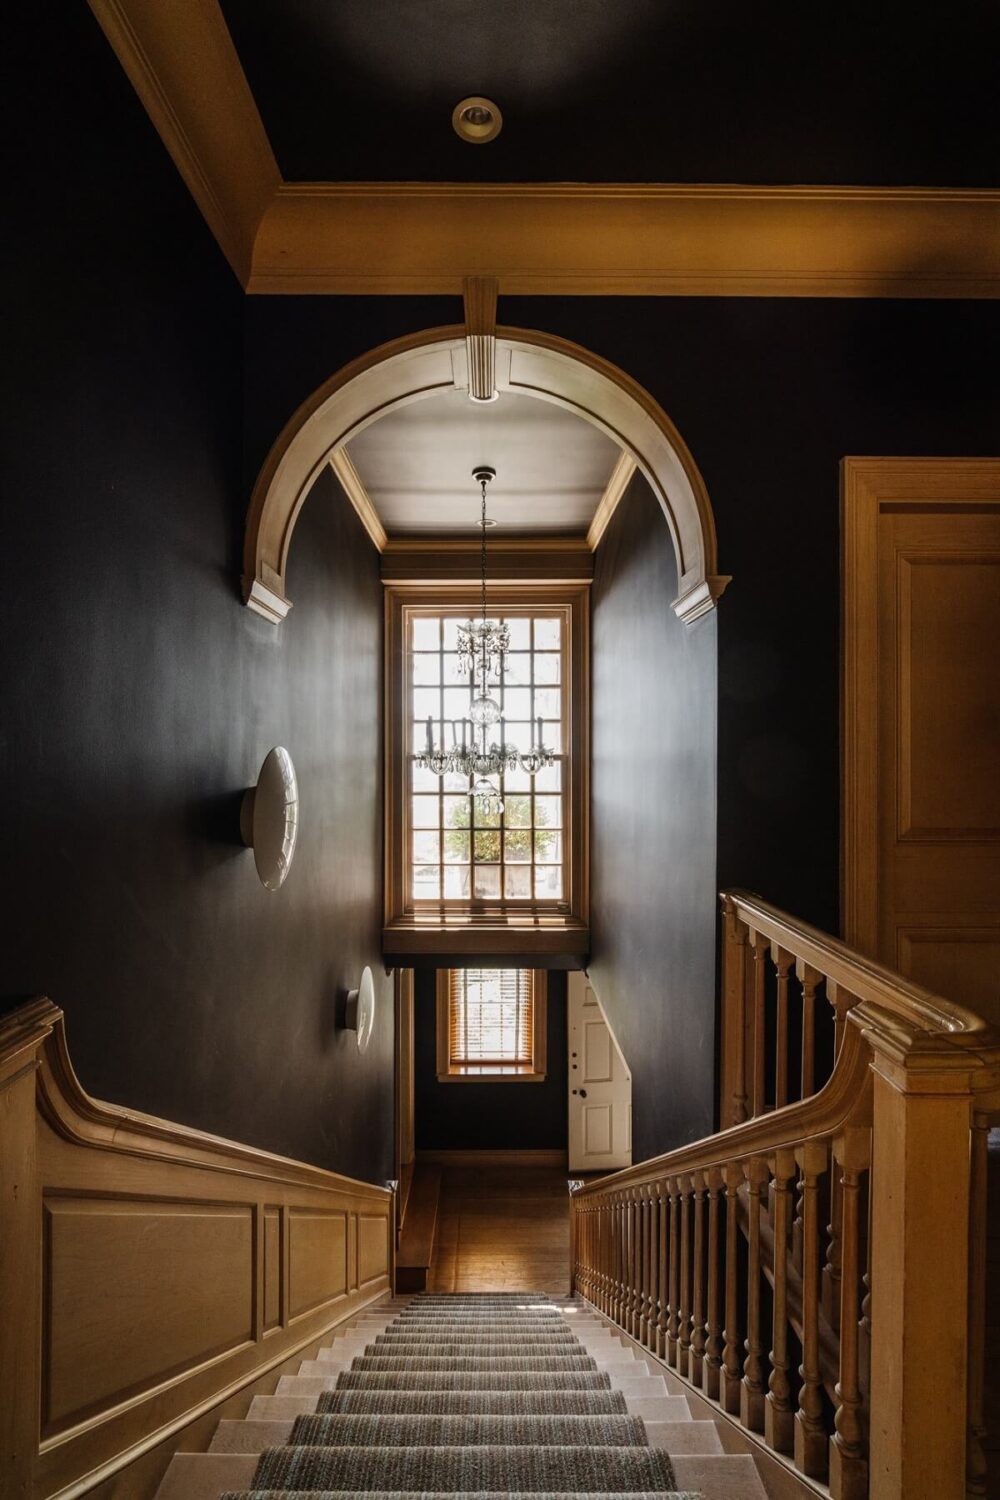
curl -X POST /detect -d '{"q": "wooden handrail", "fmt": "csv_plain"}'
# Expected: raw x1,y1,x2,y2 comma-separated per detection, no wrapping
570,892,1000,1500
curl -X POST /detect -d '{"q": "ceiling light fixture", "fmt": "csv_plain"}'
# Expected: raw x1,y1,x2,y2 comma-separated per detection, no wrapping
452,96,503,144
414,466,553,818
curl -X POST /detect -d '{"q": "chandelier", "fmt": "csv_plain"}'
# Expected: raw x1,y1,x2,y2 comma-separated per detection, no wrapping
414,465,554,817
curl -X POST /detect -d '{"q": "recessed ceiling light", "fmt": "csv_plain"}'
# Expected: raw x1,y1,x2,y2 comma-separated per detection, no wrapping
453,96,503,144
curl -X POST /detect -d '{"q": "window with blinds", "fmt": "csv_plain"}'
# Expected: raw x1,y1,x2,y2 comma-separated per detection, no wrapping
437,968,547,1080
450,969,534,1065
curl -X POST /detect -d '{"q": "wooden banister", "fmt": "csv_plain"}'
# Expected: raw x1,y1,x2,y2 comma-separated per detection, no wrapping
571,891,1000,1500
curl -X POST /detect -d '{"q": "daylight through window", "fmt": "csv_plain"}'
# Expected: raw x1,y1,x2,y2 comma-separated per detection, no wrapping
409,612,566,905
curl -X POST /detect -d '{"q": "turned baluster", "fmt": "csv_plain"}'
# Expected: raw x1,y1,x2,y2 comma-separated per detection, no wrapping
603,1201,612,1316
765,1149,796,1453
722,898,750,1126
634,1187,646,1338
796,959,820,1100
830,1130,870,1500
612,1194,623,1324
704,1166,724,1400
721,1161,743,1413
638,1185,650,1346
691,1170,707,1387
647,1180,660,1352
750,930,769,1116
668,1178,681,1365
678,1177,692,1376
822,997,850,1327
771,945,793,1109
794,1142,829,1479
656,1181,669,1359
967,1115,989,1499
626,1189,638,1335
740,1156,768,1432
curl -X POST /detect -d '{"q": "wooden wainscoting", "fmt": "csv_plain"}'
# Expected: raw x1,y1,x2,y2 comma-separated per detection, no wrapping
0,998,394,1500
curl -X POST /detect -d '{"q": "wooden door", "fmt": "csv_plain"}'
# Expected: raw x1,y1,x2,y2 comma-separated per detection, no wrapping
567,972,632,1172
842,458,1000,1022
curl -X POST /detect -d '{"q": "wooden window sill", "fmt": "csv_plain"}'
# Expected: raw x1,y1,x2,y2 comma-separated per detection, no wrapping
437,1067,547,1084
383,915,589,959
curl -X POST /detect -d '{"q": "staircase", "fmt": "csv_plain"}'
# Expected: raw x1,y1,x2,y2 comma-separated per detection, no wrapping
154,1294,768,1500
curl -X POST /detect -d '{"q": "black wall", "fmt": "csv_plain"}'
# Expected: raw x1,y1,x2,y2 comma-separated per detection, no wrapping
1,5,393,1184
590,476,718,1158
414,971,568,1151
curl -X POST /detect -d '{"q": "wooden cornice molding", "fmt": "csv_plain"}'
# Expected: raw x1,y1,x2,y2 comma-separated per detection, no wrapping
91,0,1000,299
87,0,279,284
380,537,594,584
249,182,1000,298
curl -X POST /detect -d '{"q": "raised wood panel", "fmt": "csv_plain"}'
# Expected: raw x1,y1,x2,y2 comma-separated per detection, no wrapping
42,1197,253,1435
263,1208,281,1332
898,553,1000,838
287,1210,348,1319
842,460,1000,1021
0,1000,393,1500
358,1213,390,1287
897,928,1000,1027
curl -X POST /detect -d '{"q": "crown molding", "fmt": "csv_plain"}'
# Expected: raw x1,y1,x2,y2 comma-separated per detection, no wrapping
91,0,1000,300
87,0,279,284
249,182,1000,298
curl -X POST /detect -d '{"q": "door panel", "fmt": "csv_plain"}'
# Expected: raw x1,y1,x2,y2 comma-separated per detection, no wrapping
568,972,632,1172
843,459,1000,1025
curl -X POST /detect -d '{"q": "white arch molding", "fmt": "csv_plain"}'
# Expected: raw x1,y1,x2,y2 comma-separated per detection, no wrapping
243,325,729,624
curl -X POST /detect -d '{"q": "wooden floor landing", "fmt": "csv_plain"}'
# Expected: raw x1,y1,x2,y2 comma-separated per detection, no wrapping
427,1162,571,1295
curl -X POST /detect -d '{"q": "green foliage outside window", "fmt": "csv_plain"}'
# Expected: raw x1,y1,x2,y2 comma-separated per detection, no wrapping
444,794,556,864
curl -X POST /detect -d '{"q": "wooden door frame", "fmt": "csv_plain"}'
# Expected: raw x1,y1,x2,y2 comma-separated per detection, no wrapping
840,457,1000,954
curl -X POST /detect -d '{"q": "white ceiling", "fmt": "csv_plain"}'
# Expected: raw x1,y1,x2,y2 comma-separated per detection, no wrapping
345,389,621,535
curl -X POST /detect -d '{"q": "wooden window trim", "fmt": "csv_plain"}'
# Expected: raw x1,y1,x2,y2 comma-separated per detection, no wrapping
384,583,590,955
435,970,548,1083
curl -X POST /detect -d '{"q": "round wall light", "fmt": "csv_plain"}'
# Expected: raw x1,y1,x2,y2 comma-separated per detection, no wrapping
240,746,299,890
452,96,503,144
345,967,376,1052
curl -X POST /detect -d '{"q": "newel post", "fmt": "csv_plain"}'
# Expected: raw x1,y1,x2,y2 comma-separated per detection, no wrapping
865,1020,978,1500
568,1182,582,1296
720,896,749,1128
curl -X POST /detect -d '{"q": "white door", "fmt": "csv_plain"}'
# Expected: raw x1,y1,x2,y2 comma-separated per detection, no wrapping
568,972,632,1173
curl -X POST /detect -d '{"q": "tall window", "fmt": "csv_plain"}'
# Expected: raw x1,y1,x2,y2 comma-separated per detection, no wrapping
436,968,548,1081
409,611,566,906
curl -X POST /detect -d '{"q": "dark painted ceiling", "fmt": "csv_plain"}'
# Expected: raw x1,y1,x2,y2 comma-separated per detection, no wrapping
218,0,1000,187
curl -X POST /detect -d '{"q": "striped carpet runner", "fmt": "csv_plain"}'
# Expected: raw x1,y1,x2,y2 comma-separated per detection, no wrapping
220,1293,697,1498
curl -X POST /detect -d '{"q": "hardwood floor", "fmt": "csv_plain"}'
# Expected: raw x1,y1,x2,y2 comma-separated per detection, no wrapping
427,1163,571,1295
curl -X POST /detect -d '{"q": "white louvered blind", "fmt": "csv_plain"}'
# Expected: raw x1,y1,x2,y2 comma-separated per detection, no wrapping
449,969,535,1066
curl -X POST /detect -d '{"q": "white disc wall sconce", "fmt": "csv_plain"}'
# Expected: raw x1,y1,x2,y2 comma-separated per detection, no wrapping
345,966,376,1052
240,746,299,890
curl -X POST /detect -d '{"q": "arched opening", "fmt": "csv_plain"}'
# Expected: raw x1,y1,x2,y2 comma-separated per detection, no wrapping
242,325,729,624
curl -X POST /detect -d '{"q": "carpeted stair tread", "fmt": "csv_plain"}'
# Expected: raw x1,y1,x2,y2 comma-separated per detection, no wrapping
250,1443,680,1492
375,1333,579,1346
287,1414,648,1447
220,1492,701,1499
219,1492,700,1500
333,1370,614,1391
365,1350,581,1362
351,1356,600,1372
316,1390,628,1416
